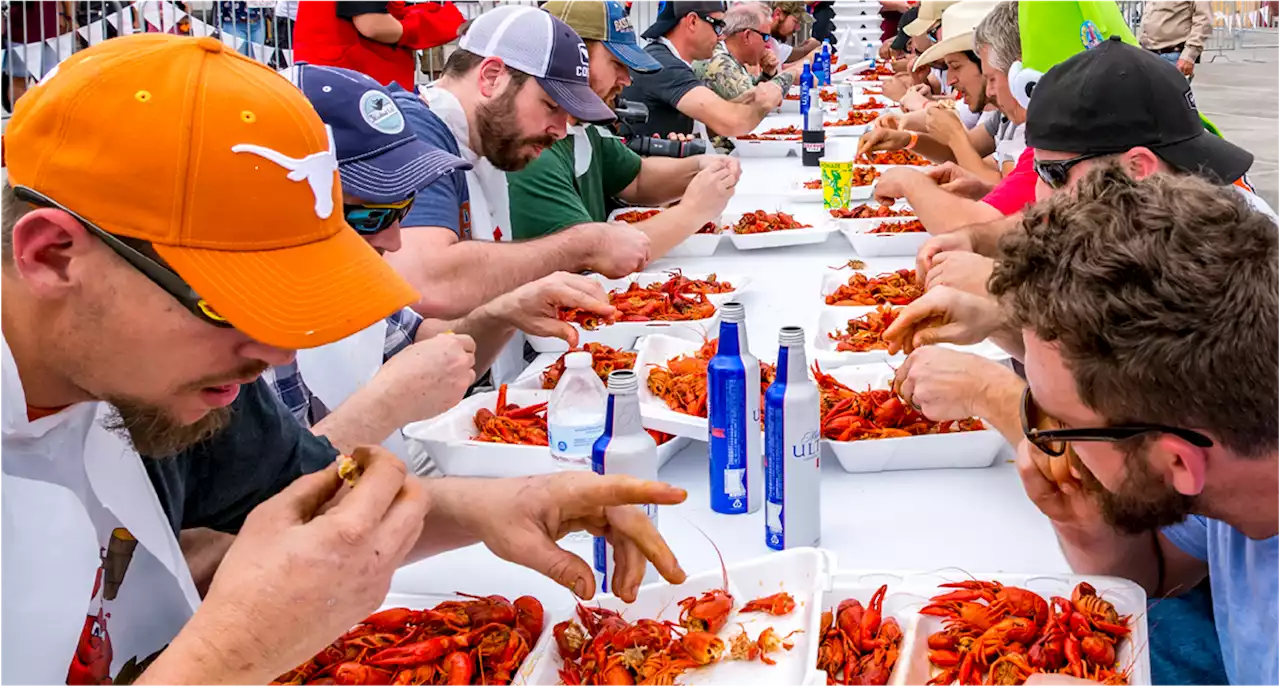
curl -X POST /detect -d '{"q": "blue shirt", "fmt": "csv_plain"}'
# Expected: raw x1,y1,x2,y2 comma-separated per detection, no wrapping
1162,515,1279,684
389,86,472,239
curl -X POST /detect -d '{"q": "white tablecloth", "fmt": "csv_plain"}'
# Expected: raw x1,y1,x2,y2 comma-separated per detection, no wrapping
390,146,1067,602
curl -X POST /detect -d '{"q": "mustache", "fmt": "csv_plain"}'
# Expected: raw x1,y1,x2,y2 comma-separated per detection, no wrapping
185,362,270,391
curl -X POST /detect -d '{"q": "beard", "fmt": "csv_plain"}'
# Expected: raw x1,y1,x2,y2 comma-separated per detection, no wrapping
104,396,233,458
475,83,558,172
1075,442,1197,535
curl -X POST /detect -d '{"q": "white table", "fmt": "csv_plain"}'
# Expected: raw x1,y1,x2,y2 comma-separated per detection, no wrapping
390,152,1068,602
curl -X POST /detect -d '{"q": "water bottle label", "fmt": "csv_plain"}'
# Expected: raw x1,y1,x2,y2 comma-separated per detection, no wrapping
550,422,604,458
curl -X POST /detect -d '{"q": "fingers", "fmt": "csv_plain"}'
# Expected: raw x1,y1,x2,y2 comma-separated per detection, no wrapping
550,282,615,318
1015,439,1069,499
448,333,476,355
607,534,649,603
568,475,688,510
605,505,686,587
263,462,346,524
324,446,414,527
882,293,946,348
523,535,599,600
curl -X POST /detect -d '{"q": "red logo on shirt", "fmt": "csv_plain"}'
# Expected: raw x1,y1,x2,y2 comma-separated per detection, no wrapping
459,201,473,240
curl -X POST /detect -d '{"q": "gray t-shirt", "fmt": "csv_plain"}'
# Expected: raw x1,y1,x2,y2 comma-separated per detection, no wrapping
982,111,1026,166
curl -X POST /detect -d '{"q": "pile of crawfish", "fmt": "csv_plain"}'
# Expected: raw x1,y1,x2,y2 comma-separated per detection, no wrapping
555,579,801,684
861,87,884,96
732,210,812,235
825,269,922,307
819,90,838,103
740,125,801,141
858,63,895,78
812,363,984,441
560,272,724,330
817,585,903,685
833,63,849,74
273,594,545,686
858,150,931,167
850,97,888,110
542,343,636,389
870,219,926,234
474,384,549,446
830,110,878,127
922,580,1133,685
804,179,824,190
829,204,914,220
613,208,719,234
850,166,881,187
826,305,899,353
647,337,776,418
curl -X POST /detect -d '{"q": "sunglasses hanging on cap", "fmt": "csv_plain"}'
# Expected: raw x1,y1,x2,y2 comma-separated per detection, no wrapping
12,186,234,329
343,195,416,235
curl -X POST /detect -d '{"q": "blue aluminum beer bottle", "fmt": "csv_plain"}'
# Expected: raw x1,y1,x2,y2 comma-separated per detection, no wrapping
708,302,762,515
764,326,822,550
592,370,658,593
820,40,832,85
799,63,813,120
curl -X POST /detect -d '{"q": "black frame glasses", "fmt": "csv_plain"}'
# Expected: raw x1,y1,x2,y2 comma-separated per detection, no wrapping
343,194,415,235
13,186,234,328
736,27,770,42
1020,387,1215,457
1033,152,1111,189
697,13,726,35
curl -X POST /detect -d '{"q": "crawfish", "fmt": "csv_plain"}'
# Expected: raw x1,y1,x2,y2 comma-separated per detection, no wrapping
331,663,393,685
988,651,1039,685
740,591,796,616
553,619,588,660
678,630,726,665
513,595,544,638
1071,582,1130,637
932,580,1049,629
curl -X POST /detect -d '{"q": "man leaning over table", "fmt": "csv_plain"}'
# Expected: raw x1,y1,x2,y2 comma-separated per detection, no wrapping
619,1,782,140
506,0,740,257
1,33,687,685
378,5,652,383
694,2,803,102
767,1,820,65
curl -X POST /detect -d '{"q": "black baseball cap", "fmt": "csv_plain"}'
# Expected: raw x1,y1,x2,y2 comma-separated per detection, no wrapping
1026,36,1253,185
641,1,729,40
892,6,919,53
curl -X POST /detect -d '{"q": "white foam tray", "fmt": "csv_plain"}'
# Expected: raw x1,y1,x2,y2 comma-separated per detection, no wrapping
606,207,724,258
815,570,1151,686
811,308,1010,369
401,387,688,477
520,547,837,685
788,178,876,204
724,207,837,251
633,333,714,440
820,364,1005,472
819,268,919,309
731,137,799,158
839,216,929,257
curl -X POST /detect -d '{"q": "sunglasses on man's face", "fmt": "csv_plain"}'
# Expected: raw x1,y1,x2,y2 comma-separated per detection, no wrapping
737,28,770,42
697,13,726,35
14,186,234,328
343,195,415,235
1033,152,1111,190
1020,387,1215,457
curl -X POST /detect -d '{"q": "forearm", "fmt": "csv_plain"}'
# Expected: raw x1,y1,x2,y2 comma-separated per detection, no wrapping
1055,524,1162,594
702,98,774,137
948,136,1003,184
179,528,236,599
635,205,712,257
449,307,517,376
389,229,593,319
907,134,957,164
135,613,267,684
625,157,701,207
967,214,1021,257
312,390,405,454
901,176,1003,233
405,477,493,562
991,324,1027,362
972,365,1028,448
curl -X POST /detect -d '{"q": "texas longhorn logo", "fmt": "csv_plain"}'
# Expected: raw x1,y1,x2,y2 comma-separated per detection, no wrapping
232,124,339,219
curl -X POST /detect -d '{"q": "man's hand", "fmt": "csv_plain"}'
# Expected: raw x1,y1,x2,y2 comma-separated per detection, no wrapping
368,333,477,424
680,162,739,220
925,250,995,296
892,346,1019,421
1175,58,1195,77
883,285,1003,355
754,81,785,109
483,272,615,348
873,112,904,130
697,154,742,181
915,230,975,283
759,48,780,77
925,103,967,146
856,127,910,158
872,166,927,205
899,84,933,112
177,448,428,683
881,74,911,102
583,223,651,278
446,473,689,602
1015,439,1109,531
926,161,994,200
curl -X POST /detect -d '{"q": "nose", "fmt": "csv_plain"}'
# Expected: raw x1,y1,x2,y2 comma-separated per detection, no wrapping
238,340,297,368
549,114,570,140
369,224,403,254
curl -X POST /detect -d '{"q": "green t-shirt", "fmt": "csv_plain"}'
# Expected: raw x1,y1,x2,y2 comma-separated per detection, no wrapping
507,125,644,240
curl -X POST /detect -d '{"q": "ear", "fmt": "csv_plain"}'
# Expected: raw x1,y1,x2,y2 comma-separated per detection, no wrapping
1122,147,1164,180
10,209,96,297
1155,434,1209,497
1007,60,1040,110
475,56,508,99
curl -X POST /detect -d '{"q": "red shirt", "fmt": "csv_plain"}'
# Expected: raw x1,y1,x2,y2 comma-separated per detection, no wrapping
293,1,463,89
982,147,1037,216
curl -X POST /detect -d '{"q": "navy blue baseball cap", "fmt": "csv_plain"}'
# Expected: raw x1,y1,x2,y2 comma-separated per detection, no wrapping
542,1,663,74
283,63,472,204
458,5,616,122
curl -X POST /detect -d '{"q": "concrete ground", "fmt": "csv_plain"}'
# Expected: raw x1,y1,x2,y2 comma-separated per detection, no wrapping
1193,43,1280,207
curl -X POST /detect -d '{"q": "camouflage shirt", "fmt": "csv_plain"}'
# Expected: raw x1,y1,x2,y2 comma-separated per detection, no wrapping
693,42,795,101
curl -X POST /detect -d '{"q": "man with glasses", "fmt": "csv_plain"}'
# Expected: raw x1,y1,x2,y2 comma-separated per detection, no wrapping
621,1,782,139
766,1,819,65
2,34,687,684
693,2,802,102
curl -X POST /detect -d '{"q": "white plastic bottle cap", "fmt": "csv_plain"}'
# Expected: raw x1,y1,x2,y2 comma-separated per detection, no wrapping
564,351,592,369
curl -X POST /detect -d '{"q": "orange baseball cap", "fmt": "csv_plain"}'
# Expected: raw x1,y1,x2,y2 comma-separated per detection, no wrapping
5,34,420,350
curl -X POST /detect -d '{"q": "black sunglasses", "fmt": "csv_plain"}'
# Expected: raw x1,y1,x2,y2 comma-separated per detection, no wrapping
697,13,726,35
1020,387,1214,457
1033,152,1111,189
343,194,415,235
736,27,770,42
13,186,234,328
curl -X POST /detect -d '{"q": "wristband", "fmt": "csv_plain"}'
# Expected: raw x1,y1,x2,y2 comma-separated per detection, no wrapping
904,132,919,150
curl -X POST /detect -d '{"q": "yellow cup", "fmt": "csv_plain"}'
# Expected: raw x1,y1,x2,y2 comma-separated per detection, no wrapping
821,160,854,210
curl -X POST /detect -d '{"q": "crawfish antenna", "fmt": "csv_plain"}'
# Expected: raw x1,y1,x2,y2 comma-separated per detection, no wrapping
687,519,729,591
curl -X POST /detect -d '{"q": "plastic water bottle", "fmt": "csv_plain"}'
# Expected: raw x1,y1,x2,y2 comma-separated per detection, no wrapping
799,63,813,120
764,326,822,551
820,41,832,84
863,40,874,63
592,370,659,593
813,50,826,87
549,352,607,472
708,302,763,515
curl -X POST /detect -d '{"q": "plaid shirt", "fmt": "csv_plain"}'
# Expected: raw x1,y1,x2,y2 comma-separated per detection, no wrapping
263,307,424,428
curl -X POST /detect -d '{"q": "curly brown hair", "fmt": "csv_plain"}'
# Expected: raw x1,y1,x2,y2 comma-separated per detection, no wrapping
989,165,1278,457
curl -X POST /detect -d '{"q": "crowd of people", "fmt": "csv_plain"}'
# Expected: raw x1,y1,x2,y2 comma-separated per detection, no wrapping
0,0,1275,684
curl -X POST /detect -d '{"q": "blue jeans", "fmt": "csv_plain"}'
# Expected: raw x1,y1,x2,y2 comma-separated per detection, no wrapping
1148,580,1228,685
218,19,266,58
1156,51,1182,65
